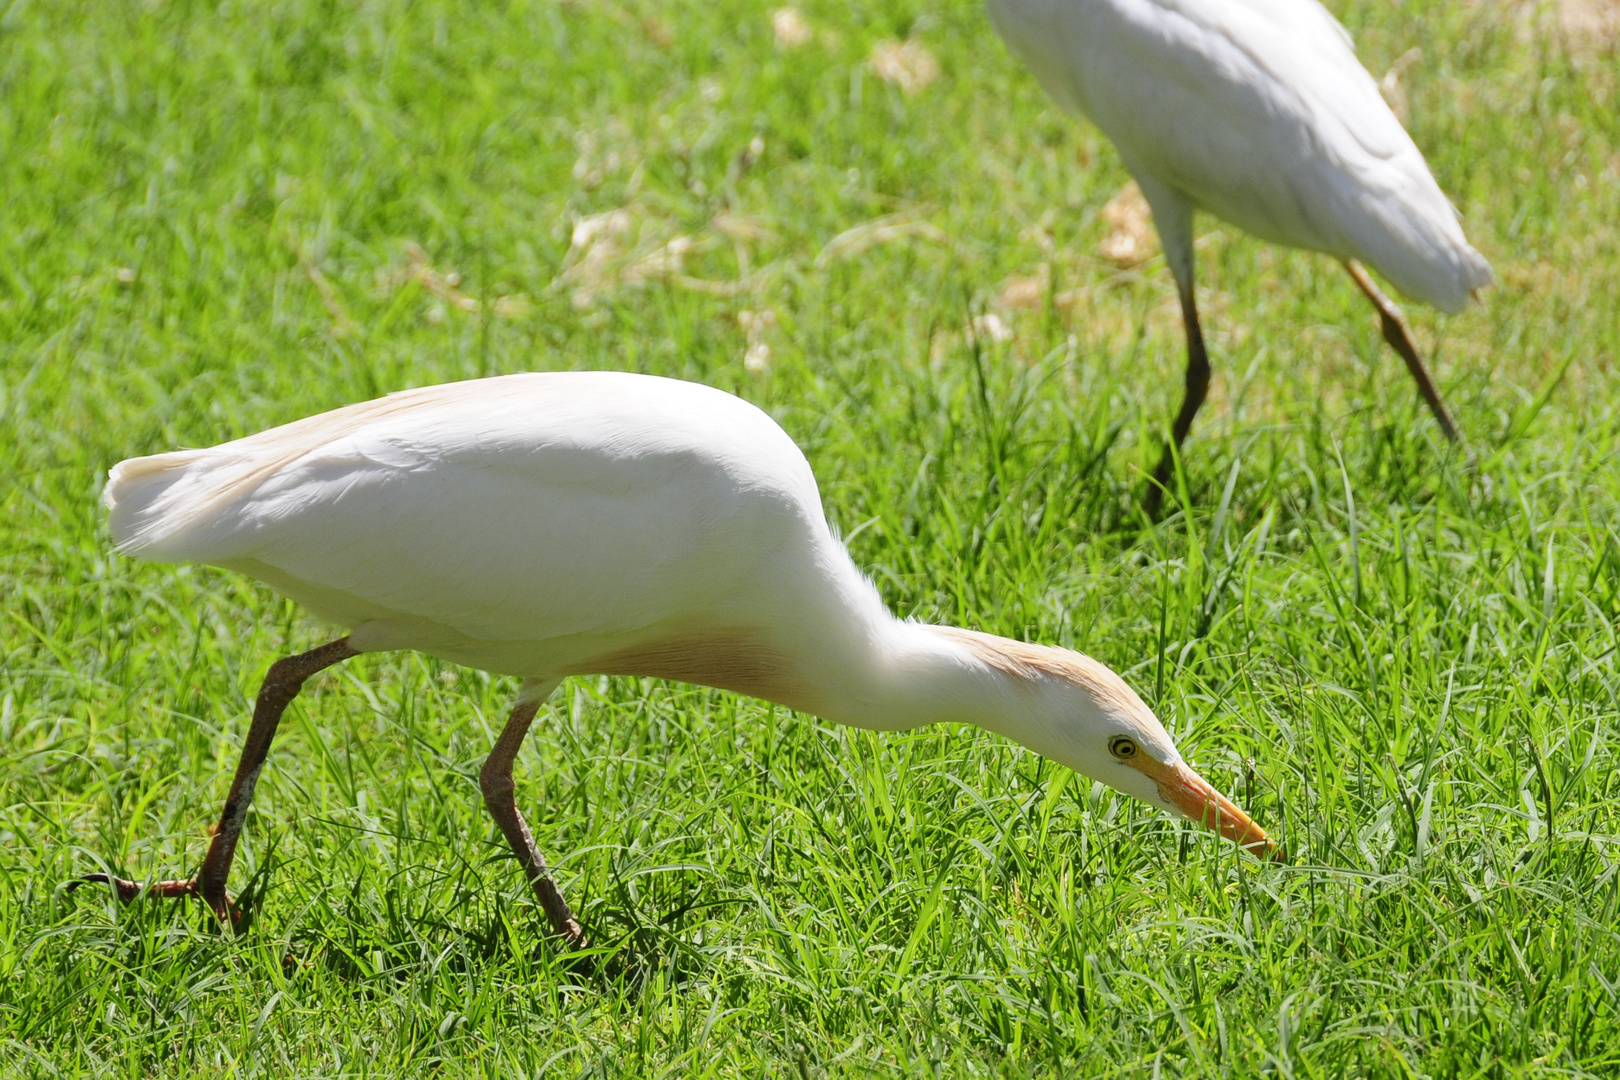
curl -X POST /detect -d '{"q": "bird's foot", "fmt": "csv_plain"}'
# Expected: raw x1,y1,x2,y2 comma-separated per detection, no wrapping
69,872,197,903
559,917,589,952
69,873,239,923
550,920,643,985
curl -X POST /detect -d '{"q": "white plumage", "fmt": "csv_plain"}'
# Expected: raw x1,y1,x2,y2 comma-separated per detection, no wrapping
87,372,1274,941
987,0,1491,499
108,374,849,694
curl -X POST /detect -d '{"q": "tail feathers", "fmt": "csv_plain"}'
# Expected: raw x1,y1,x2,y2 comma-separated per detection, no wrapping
1459,244,1494,298
1365,202,1493,314
104,449,234,559
103,385,464,562
1407,240,1492,315
1328,143,1493,314
1438,226,1494,305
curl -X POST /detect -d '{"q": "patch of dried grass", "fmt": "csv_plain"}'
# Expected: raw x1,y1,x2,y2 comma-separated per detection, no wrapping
1552,0,1620,41
1377,47,1423,126
816,210,950,267
303,260,357,337
375,243,532,321
772,7,812,47
996,265,1050,311
712,212,777,244
738,308,778,374
870,40,940,95
1098,181,1156,267
551,208,764,306
970,312,1015,344
551,209,635,308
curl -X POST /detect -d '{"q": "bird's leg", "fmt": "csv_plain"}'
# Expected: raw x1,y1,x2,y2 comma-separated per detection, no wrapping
71,637,359,922
1146,283,1212,514
479,685,587,949
1133,175,1207,515
1345,260,1460,443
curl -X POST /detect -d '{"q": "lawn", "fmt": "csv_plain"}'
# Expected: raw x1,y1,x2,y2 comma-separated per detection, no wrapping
2,0,1618,1074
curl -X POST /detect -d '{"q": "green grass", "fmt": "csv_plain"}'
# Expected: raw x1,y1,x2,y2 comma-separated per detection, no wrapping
3,0,1619,1074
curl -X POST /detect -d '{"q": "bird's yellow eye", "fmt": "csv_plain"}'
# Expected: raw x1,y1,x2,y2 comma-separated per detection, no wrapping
1109,735,1139,760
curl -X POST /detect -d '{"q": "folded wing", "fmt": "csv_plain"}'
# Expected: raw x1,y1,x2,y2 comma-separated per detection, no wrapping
105,373,826,649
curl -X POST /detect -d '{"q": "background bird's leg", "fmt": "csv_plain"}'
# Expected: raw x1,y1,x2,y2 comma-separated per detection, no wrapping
479,678,587,949
1345,260,1460,442
1136,176,1207,514
73,637,359,921
1147,283,1212,514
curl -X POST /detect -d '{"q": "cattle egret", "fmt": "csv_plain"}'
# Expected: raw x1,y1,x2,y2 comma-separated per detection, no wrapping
77,372,1276,946
986,0,1492,507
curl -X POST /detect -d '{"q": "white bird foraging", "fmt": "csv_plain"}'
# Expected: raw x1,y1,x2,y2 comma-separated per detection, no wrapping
77,372,1277,946
986,0,1492,508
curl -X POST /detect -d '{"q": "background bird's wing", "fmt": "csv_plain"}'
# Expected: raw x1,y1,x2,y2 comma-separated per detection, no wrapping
992,0,1487,305
1121,0,1426,215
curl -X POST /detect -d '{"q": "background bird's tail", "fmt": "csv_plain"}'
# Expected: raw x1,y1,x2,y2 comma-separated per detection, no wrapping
1357,187,1493,314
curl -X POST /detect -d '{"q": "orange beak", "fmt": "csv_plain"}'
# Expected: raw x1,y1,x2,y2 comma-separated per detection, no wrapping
1135,758,1282,861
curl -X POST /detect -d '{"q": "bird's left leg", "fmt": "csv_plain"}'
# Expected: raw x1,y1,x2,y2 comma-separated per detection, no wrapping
1136,176,1209,514
478,679,588,950
72,637,360,922
1147,282,1212,514
1345,260,1460,443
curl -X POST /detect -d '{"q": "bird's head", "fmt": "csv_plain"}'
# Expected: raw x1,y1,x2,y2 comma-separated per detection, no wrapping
941,629,1280,859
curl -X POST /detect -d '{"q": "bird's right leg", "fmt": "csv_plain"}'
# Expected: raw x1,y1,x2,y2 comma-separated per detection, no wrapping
478,679,588,949
1345,260,1460,443
72,637,359,922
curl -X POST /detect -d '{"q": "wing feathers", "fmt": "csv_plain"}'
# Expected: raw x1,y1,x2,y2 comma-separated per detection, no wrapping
105,381,500,558
101,373,843,657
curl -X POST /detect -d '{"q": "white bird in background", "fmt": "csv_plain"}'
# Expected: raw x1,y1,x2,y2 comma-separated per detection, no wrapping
986,0,1492,507
77,372,1276,946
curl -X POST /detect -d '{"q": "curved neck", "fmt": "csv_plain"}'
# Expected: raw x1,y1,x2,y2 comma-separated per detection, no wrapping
804,619,1031,735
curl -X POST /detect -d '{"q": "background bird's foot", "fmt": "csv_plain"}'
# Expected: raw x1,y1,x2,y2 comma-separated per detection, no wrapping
1143,451,1178,518
69,873,240,922
1141,482,1166,518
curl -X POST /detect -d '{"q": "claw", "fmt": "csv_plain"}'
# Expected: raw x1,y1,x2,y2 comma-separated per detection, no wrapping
69,873,195,902
68,873,239,922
